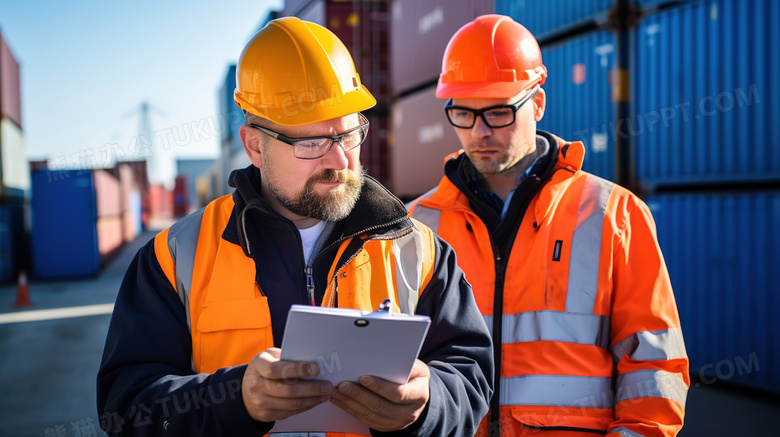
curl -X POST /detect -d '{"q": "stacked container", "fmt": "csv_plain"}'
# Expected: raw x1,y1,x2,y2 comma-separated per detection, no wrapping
117,163,144,242
0,30,29,282
633,0,779,188
389,0,494,199
31,168,124,278
539,30,617,181
284,0,393,186
497,0,780,394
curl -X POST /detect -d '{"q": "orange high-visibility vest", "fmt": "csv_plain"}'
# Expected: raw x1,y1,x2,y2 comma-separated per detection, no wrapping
409,137,688,437
153,194,436,437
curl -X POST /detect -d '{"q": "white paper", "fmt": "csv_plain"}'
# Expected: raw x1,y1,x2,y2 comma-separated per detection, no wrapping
270,305,431,433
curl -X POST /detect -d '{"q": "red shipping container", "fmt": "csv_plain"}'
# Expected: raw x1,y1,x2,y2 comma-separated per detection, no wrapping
360,111,390,187
390,85,461,199
0,31,21,128
93,169,122,218
97,216,123,262
173,175,189,217
390,0,494,96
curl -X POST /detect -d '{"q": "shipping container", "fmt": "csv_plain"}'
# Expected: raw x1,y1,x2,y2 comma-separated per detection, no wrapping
30,170,100,278
173,175,189,217
96,216,123,262
0,31,22,128
633,0,779,187
118,163,143,242
147,184,173,223
390,0,494,96
647,191,780,394
496,0,611,41
93,168,122,218
361,111,390,187
540,30,616,181
0,117,30,200
390,85,461,199
282,0,313,16
0,202,24,283
219,65,243,146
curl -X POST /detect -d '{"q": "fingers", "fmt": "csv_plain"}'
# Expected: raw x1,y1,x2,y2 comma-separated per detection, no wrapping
329,363,431,432
242,348,335,422
360,360,431,403
330,382,405,431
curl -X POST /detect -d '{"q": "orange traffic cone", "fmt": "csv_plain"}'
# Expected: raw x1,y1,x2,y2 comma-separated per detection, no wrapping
14,269,32,308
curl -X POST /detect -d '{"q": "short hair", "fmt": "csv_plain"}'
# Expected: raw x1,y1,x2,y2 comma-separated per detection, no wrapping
243,110,270,128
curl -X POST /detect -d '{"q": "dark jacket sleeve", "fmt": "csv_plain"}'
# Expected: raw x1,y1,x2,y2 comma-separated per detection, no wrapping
375,236,494,437
96,241,272,436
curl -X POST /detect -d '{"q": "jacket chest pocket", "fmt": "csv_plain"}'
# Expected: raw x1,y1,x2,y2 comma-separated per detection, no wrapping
195,296,274,374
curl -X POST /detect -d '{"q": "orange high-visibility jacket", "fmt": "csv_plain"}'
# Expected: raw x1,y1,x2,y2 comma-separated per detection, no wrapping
97,168,493,437
409,132,689,437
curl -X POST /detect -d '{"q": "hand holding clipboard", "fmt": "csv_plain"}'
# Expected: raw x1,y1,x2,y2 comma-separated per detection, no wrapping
270,300,431,433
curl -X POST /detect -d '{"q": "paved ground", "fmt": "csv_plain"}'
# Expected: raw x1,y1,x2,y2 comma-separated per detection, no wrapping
0,229,776,436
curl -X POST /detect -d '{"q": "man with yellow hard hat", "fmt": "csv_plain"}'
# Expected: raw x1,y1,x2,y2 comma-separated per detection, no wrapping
97,17,493,436
408,14,689,437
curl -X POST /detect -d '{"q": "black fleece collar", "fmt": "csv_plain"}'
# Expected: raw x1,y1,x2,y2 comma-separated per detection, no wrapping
225,165,411,256
444,130,559,233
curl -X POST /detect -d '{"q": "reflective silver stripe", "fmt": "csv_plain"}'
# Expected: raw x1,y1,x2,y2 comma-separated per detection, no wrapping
166,207,205,332
566,176,613,313
410,205,441,234
610,328,688,364
270,433,328,437
408,187,441,233
500,375,614,408
391,225,426,315
610,427,646,437
268,432,327,437
483,311,610,348
616,369,688,408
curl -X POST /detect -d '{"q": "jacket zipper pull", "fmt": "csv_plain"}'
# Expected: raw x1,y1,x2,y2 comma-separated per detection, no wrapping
306,266,316,306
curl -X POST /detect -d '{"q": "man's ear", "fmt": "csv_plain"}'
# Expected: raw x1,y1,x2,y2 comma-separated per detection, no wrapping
240,125,263,170
533,88,547,122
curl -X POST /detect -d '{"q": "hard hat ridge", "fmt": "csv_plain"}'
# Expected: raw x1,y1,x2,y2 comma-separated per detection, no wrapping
234,16,376,126
436,14,547,99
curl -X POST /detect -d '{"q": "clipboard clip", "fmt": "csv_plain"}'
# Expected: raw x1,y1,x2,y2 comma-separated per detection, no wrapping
377,298,393,315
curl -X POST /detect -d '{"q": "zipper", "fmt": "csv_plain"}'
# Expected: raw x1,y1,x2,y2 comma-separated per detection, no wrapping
305,215,410,307
305,266,315,306
487,171,560,436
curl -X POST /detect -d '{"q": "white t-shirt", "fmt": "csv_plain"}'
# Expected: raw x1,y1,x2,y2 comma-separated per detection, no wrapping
298,220,327,265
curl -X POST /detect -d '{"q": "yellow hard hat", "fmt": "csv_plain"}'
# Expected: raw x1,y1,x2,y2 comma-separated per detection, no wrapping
234,17,376,126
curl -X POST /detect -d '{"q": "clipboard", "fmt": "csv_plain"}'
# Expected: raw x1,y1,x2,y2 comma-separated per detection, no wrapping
270,303,431,433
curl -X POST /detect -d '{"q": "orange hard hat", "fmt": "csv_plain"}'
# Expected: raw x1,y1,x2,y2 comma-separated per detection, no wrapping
436,14,547,99
234,17,376,126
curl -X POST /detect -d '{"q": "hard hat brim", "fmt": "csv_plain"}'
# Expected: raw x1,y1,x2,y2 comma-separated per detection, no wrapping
435,79,542,100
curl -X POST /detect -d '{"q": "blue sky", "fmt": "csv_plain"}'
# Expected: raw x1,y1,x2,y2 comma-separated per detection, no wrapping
0,0,282,185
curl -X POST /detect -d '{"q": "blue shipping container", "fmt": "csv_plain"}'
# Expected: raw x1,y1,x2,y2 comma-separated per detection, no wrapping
31,170,100,278
219,64,244,149
0,203,23,282
540,30,616,181
633,0,780,187
647,191,780,394
496,0,612,41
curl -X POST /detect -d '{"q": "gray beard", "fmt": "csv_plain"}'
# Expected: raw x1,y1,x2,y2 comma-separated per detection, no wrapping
266,166,364,222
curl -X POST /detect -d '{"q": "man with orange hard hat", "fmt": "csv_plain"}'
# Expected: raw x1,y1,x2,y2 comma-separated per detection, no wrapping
408,14,689,437
98,17,493,436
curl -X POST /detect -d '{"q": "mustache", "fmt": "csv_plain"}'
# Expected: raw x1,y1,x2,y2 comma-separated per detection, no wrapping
308,169,360,184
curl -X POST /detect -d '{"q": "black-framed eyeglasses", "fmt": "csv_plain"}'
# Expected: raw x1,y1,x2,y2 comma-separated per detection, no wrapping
249,113,370,159
444,86,540,129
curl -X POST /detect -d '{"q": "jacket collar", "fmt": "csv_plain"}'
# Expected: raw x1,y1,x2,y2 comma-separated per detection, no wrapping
420,130,585,213
226,165,411,256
